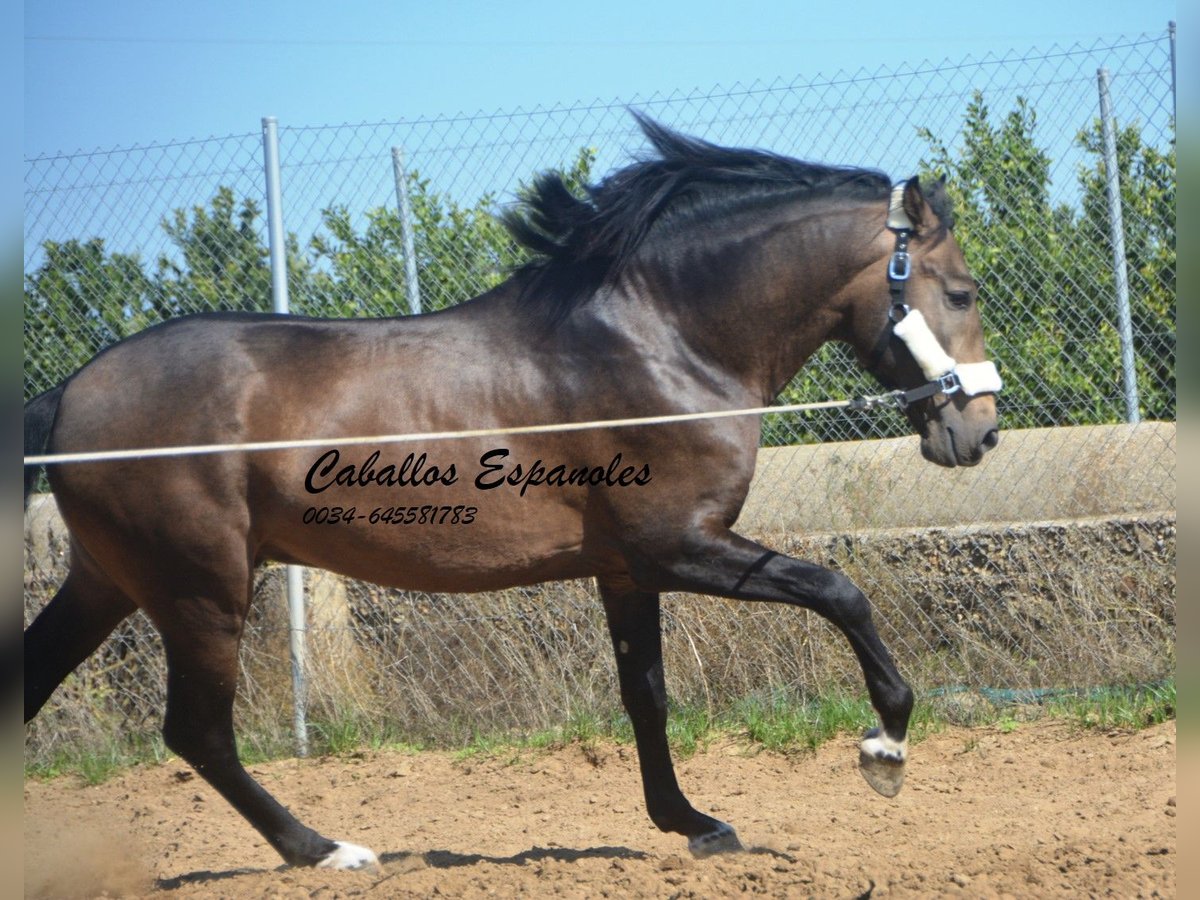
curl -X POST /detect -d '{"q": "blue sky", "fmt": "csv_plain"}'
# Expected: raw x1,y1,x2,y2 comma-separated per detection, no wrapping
24,0,1176,157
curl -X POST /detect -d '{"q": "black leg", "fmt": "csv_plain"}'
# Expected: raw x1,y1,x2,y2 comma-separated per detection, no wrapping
24,570,136,722
649,526,914,796
598,582,744,856
153,597,378,869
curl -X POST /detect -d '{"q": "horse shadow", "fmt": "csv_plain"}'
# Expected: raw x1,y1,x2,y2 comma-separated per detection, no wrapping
155,845,650,891
384,844,649,869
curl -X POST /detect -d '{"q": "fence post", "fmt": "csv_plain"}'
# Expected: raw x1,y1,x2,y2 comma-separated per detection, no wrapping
1168,21,1176,121
391,147,422,315
1095,69,1140,425
262,115,310,758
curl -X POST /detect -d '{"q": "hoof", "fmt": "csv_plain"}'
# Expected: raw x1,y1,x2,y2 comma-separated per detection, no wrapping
858,727,907,798
316,841,381,871
687,821,744,858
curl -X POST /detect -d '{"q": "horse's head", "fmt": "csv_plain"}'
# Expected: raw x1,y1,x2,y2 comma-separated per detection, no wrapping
850,176,1000,467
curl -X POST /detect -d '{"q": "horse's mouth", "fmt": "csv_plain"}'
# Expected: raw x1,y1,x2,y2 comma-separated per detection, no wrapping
921,424,997,468
920,437,959,468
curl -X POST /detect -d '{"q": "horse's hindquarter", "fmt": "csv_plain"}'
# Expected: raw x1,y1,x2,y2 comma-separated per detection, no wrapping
48,310,760,596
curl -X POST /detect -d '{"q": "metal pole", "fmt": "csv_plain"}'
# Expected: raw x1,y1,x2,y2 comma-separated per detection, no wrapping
285,564,308,755
263,118,290,317
1169,21,1176,122
262,116,310,757
392,147,422,315
1096,70,1140,425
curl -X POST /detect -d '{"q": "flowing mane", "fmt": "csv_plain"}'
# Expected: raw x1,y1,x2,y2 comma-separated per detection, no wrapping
502,112,892,317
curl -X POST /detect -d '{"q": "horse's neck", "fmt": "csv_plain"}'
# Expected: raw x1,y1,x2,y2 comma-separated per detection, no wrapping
616,205,880,403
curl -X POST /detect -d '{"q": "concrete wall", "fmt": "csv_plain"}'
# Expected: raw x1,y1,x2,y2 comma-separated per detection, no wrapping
737,422,1175,536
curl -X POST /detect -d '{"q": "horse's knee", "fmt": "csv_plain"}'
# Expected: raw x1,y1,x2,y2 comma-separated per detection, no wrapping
616,653,669,715
619,678,668,727
161,714,206,761
818,570,871,627
161,694,238,765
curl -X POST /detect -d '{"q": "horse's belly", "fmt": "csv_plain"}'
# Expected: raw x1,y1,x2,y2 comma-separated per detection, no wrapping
258,482,593,593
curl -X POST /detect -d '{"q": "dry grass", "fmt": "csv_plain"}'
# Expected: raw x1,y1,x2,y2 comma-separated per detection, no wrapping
23,513,1175,774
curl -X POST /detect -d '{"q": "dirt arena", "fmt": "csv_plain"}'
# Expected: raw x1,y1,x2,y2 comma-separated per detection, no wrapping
24,720,1174,898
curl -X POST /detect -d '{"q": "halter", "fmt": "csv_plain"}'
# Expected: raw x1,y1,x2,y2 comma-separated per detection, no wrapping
882,184,1002,409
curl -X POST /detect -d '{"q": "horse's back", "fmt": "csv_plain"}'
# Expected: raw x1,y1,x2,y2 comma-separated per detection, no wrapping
53,314,270,454
51,313,416,453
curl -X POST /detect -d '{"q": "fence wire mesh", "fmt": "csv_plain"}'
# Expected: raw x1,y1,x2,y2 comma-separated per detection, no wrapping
23,30,1175,765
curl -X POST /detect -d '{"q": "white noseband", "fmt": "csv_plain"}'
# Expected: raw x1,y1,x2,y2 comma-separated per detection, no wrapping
892,309,1003,397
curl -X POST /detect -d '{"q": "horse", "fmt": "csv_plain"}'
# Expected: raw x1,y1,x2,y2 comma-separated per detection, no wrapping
23,113,1000,870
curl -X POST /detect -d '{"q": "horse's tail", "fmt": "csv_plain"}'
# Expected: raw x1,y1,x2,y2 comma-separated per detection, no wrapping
24,384,65,507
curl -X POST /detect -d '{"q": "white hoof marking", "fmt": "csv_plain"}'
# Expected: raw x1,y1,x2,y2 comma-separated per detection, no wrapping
687,821,744,858
316,841,381,871
860,728,907,765
858,726,908,798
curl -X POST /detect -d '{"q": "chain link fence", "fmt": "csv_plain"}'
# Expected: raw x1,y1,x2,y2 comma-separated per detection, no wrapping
24,29,1175,765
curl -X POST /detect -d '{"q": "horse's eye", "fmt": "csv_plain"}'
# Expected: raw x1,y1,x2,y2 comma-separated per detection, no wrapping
946,291,972,310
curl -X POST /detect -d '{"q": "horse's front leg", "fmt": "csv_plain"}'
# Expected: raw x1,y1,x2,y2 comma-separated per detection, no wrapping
648,525,915,797
598,582,744,857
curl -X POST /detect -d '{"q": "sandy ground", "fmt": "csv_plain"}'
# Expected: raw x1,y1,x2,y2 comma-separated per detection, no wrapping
24,721,1175,899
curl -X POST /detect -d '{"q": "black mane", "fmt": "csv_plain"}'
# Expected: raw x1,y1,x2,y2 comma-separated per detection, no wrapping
502,112,893,318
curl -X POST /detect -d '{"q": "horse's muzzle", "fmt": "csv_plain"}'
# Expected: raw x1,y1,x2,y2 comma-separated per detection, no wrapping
921,418,1000,468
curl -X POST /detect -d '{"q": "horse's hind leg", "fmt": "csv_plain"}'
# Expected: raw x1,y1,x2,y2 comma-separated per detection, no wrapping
24,560,137,722
148,575,378,870
599,582,744,857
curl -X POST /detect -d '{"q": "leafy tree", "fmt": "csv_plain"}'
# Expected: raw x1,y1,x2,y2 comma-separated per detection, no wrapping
305,205,411,317
916,91,1173,429
24,238,155,397
24,149,598,398
25,114,1172,441
305,146,597,317
1075,118,1176,421
24,189,277,398
153,186,272,316
915,93,1119,428
768,92,1174,444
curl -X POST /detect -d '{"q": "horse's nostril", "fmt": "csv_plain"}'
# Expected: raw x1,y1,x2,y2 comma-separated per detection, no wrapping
981,428,1000,451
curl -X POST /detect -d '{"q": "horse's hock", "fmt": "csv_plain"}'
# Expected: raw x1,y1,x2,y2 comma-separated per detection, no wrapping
22,422,1176,700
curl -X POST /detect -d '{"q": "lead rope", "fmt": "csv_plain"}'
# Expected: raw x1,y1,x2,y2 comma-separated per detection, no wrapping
24,391,913,467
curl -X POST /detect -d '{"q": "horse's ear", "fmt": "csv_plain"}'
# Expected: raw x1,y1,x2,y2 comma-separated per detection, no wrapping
900,176,927,232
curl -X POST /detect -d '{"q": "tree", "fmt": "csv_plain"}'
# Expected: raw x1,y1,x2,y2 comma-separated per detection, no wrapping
305,146,597,317
1075,118,1176,421
154,186,273,316
917,92,1174,428
24,238,155,397
25,116,1172,436
24,188,276,398
767,92,1175,445
24,149,599,398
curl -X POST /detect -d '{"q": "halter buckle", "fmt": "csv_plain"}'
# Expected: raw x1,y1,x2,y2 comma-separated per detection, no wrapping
936,371,963,396
894,370,964,410
888,250,911,281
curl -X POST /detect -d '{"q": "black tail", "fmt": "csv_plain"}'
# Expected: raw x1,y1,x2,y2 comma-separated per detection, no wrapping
24,384,65,507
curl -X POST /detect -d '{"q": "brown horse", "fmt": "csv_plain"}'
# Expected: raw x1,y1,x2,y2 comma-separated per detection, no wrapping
23,114,999,869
